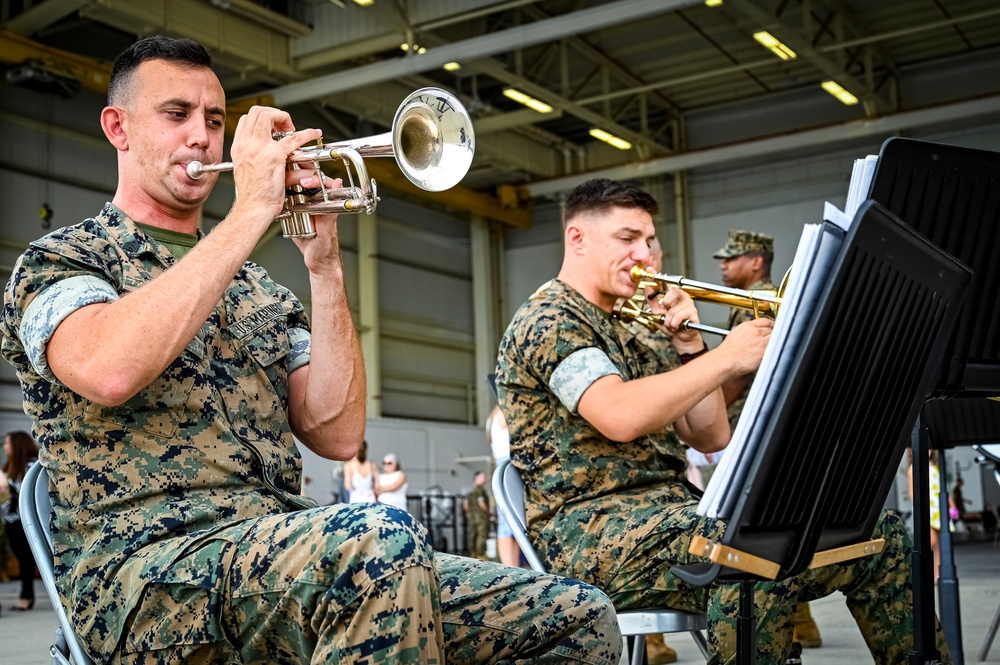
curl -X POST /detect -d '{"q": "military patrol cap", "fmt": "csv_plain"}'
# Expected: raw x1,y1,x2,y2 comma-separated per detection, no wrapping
712,229,774,259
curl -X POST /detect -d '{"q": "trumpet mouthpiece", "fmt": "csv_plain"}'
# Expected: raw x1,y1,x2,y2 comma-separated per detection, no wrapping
630,265,653,283
186,161,205,180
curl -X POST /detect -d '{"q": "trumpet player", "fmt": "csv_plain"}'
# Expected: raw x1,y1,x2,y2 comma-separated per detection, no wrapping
496,177,949,665
1,36,621,665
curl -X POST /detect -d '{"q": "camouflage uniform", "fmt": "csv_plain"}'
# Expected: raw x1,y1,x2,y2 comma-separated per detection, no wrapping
723,278,774,433
1,204,622,665
465,485,490,559
496,278,949,665
712,230,777,434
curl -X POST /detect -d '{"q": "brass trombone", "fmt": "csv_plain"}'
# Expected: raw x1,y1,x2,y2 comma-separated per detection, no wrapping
186,87,475,238
614,265,787,337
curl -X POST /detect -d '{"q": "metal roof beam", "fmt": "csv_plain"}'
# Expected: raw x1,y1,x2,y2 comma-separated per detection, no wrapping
257,0,702,107
521,4,683,119
726,0,890,116
4,0,90,36
573,6,1000,108
470,58,672,157
522,94,1000,198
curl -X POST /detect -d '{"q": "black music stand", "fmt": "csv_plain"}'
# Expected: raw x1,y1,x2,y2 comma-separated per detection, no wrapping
868,137,1000,665
674,199,971,665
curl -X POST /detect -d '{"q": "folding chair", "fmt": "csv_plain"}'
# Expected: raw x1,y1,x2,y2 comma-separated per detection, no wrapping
19,462,95,665
492,459,709,665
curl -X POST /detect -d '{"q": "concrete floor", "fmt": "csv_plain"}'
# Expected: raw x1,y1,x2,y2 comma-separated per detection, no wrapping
1,540,997,664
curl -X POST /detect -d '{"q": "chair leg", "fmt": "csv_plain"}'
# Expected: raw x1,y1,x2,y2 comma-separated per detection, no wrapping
631,635,647,665
691,629,710,660
978,599,1000,661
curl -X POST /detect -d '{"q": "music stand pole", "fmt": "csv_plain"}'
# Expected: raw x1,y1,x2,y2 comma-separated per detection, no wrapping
910,418,943,665
738,581,757,665
937,449,963,664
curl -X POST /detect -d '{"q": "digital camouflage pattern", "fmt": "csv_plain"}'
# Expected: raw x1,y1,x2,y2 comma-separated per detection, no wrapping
725,277,775,432
2,204,623,664
496,278,950,665
712,230,775,259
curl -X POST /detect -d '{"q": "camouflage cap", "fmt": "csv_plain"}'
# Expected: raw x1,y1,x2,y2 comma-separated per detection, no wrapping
712,229,774,259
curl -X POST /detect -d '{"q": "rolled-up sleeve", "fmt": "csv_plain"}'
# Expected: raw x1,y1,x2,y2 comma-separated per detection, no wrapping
286,326,311,373
20,275,119,381
550,347,622,414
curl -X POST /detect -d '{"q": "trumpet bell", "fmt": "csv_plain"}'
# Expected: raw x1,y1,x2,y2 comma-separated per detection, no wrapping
393,88,475,192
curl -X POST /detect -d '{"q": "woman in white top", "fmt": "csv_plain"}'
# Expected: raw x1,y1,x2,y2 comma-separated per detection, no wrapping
377,453,409,513
344,440,378,503
487,405,523,567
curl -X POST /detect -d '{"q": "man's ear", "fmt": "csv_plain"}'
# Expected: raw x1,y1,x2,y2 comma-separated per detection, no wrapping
565,223,586,255
749,254,764,272
100,106,128,151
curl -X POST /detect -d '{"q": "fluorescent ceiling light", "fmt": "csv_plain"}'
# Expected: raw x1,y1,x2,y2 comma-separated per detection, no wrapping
443,62,461,72
821,80,859,105
352,0,374,6
705,0,723,6
503,88,553,114
753,31,796,60
589,128,632,150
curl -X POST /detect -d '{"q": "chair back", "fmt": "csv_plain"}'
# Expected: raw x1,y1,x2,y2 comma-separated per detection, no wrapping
491,459,547,572
19,462,95,665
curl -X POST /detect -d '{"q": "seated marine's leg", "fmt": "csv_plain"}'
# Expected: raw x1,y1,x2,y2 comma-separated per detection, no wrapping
594,497,794,665
436,553,622,665
795,509,951,665
707,579,797,665
600,498,724,613
226,503,443,664
111,503,443,665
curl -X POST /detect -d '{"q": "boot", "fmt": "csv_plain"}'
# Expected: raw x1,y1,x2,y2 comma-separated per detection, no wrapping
645,633,678,664
792,601,822,648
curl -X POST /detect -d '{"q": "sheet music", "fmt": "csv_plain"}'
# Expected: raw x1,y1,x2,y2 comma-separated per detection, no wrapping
845,155,878,219
699,211,848,518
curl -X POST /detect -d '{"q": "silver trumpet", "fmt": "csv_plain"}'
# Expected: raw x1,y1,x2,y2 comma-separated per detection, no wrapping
186,87,476,238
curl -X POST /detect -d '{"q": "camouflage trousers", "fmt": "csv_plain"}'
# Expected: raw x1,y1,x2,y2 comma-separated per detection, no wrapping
466,517,490,559
108,503,621,664
603,504,951,665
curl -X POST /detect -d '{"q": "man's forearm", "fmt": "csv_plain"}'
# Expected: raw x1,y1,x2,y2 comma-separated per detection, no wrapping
289,269,367,460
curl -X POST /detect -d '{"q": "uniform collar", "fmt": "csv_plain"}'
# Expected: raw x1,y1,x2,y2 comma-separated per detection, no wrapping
95,202,202,266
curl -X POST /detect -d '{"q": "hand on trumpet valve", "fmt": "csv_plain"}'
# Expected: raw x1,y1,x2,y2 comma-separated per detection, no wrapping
230,106,323,221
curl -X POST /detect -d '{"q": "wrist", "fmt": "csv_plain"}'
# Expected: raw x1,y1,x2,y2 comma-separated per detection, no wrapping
678,345,709,365
672,335,706,356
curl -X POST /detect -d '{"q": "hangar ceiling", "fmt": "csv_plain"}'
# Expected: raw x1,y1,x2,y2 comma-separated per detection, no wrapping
3,0,1000,225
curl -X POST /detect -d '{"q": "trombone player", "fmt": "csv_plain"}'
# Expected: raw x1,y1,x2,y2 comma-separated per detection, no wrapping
496,178,949,665
0,36,621,664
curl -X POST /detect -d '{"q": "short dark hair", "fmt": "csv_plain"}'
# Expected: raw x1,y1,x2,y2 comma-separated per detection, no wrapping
108,36,212,106
743,250,774,277
563,178,659,227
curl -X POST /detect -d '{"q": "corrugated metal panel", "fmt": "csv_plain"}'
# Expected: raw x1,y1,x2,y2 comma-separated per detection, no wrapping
292,2,395,57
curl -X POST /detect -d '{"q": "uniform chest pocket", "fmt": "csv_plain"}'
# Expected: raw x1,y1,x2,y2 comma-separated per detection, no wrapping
83,335,207,439
219,318,292,434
